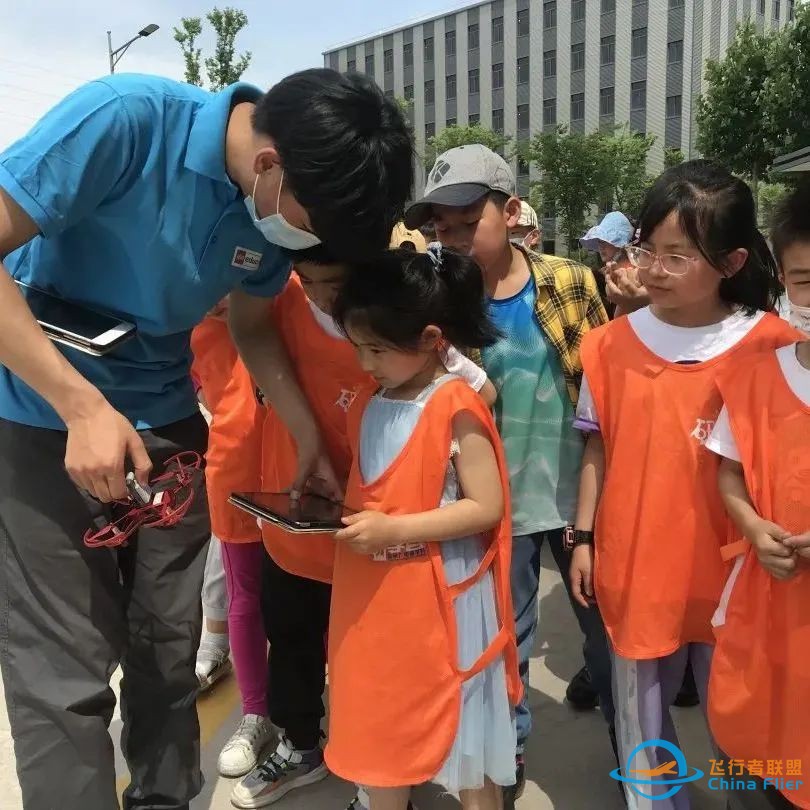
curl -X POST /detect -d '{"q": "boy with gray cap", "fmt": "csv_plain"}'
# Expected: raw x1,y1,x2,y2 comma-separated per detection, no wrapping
405,144,612,806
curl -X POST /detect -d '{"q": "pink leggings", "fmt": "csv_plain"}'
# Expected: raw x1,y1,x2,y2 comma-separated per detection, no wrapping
221,541,268,717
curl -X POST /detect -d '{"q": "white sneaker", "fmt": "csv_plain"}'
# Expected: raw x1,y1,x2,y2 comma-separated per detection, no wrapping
218,714,276,778
196,640,232,691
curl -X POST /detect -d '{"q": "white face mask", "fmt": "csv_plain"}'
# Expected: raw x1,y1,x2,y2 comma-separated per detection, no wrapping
244,169,321,249
788,296,810,335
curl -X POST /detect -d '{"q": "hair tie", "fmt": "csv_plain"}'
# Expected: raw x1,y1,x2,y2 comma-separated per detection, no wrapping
427,242,443,271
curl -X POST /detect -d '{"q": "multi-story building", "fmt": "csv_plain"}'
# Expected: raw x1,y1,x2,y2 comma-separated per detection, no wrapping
325,0,792,218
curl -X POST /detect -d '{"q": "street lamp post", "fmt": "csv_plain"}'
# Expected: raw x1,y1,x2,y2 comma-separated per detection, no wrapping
107,23,160,74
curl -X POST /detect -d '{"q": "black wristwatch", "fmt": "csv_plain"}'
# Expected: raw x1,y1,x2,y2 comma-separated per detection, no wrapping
565,527,594,551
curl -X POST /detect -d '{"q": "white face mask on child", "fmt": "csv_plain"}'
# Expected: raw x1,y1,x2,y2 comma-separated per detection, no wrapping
788,298,810,336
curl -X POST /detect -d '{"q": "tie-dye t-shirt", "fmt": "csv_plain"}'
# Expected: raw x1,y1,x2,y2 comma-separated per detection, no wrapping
481,277,583,535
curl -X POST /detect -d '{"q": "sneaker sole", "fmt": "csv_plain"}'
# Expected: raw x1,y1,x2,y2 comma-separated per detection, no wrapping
219,738,277,779
198,659,233,692
230,762,329,809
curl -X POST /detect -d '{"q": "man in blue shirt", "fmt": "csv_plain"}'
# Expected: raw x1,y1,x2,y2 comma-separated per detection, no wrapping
0,68,412,809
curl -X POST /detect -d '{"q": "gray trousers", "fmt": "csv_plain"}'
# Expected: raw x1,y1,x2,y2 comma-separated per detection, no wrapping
0,414,211,810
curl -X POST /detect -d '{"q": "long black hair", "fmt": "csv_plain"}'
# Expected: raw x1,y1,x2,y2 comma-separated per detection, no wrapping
333,247,500,350
637,160,781,314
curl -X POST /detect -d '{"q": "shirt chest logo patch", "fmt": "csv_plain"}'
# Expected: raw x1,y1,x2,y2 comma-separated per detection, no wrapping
231,246,262,272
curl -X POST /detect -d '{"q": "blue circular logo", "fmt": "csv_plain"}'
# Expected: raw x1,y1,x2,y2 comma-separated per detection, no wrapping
610,739,705,801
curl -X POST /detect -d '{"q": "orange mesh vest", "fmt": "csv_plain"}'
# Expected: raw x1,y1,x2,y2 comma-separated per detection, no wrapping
190,317,238,414
708,348,810,810
260,275,374,582
580,313,798,659
324,379,521,787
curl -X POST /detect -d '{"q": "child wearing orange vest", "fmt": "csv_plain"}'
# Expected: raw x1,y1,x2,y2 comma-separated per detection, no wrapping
229,249,496,810
191,302,276,781
319,246,520,810
705,182,810,810
569,161,797,810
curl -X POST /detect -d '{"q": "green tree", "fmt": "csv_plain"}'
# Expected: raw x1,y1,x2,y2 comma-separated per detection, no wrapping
765,1,810,154
697,21,775,201
173,17,203,87
664,147,685,170
424,124,512,169
204,7,252,91
529,126,606,252
756,181,789,229
599,127,656,218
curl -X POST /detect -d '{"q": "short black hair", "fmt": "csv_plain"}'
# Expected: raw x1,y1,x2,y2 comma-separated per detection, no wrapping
253,69,414,262
281,244,339,266
637,160,781,315
334,248,500,350
770,180,810,267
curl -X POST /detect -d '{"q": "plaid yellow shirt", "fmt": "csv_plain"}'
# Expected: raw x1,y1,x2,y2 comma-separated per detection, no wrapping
470,251,608,406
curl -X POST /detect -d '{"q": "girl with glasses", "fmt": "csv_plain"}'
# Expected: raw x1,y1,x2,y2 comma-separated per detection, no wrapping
569,160,796,809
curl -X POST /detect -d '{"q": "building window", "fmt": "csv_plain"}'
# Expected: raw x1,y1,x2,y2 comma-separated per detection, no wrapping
384,89,394,99
347,59,356,72
517,103,530,132
571,93,585,121
573,0,586,22
571,42,585,72
492,16,504,43
773,0,780,20
517,8,530,37
446,74,457,100
601,35,615,65
543,98,557,126
404,84,414,101
518,155,530,177
447,117,457,128
517,56,530,84
602,0,616,11
632,27,648,59
544,1,557,29
600,86,615,116
759,0,765,14
425,80,435,104
789,0,795,20
666,94,682,117
424,36,434,61
669,0,685,7
384,49,394,73
492,108,504,132
544,49,557,77
469,68,480,94
365,54,375,77
445,30,456,56
667,39,684,63
404,42,413,68
631,80,647,111
426,122,435,139
468,23,479,49
469,113,480,125
493,62,504,90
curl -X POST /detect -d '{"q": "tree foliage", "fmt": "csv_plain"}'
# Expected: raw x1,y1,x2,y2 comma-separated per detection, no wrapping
598,128,656,218
424,125,512,169
204,7,252,91
697,21,775,194
173,17,203,87
174,7,251,90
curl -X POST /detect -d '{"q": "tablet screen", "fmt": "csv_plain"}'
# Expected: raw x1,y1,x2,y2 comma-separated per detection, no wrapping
232,492,353,531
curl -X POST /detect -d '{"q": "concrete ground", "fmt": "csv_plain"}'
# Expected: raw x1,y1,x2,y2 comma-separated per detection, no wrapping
0,546,725,809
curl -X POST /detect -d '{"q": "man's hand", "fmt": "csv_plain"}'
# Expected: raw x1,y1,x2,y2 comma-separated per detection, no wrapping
64,398,152,502
291,431,342,501
746,518,797,580
335,510,404,556
570,543,596,609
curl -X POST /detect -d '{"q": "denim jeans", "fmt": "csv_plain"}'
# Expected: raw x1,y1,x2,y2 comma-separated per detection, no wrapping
511,528,615,752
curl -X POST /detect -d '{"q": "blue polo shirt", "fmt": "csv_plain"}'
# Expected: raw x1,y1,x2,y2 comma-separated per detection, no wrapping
0,74,290,430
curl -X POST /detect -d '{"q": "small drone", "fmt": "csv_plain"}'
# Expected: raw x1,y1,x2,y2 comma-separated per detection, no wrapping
83,451,203,549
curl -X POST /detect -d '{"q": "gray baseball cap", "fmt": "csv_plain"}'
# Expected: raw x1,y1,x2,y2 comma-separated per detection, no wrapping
404,144,516,228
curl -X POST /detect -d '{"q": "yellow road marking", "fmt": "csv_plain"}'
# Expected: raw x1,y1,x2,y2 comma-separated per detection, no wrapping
116,674,240,799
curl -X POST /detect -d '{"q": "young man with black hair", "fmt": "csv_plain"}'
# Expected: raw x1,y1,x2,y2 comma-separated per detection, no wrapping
0,68,412,809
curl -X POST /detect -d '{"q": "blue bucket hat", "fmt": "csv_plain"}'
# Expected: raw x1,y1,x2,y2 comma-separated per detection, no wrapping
580,211,634,251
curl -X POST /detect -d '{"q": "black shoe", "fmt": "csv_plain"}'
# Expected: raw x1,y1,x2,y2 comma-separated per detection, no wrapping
565,665,599,711
673,661,700,708
346,796,417,810
502,755,526,809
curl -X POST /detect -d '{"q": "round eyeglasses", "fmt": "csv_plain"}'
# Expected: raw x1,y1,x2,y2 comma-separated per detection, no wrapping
625,245,699,277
